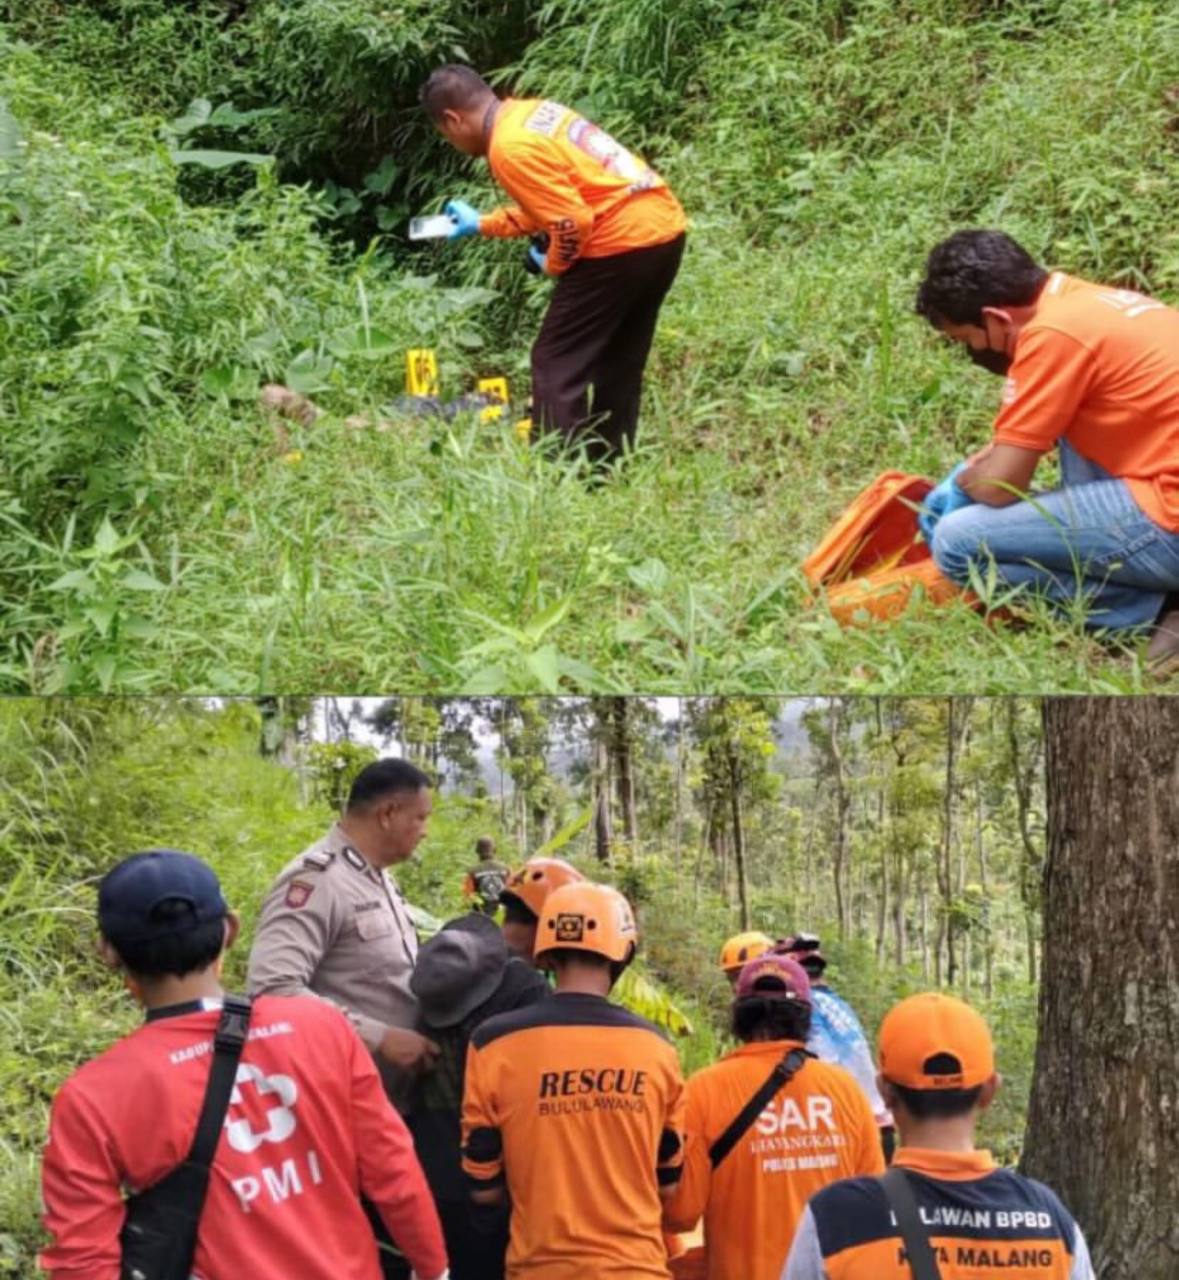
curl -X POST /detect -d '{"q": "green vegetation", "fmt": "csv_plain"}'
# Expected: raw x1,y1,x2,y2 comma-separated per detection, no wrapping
3,0,1178,693
0,696,1043,1272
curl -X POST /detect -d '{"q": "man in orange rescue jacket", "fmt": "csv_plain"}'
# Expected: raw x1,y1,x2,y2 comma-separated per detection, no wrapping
781,993,1095,1280
460,881,686,1277
663,953,883,1280
422,65,687,465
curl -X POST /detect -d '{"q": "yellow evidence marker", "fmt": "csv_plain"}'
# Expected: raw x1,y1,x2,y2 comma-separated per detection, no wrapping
406,348,440,398
477,376,510,422
514,416,533,441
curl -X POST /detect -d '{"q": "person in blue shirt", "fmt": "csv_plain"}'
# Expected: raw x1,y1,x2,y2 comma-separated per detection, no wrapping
778,933,896,1162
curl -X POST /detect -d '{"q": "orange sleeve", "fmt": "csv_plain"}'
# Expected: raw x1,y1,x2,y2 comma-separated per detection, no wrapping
462,873,475,898
991,327,1095,452
480,205,541,238
461,1041,504,1190
661,1074,708,1231
486,142,594,275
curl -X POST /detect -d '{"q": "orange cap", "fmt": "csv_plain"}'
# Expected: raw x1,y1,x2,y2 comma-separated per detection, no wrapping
500,857,585,919
535,882,637,964
878,993,995,1090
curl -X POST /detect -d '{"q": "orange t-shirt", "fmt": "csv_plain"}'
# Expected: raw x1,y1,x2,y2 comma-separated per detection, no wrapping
462,991,686,1279
990,271,1179,531
788,1148,1092,1279
479,98,687,274
662,1041,883,1280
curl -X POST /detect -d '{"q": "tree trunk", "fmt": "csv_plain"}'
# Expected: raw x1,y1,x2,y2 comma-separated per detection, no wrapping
1007,700,1044,985
827,701,851,938
609,698,639,849
592,732,612,862
976,780,994,1001
1023,698,1179,1279
673,699,685,874
728,749,751,930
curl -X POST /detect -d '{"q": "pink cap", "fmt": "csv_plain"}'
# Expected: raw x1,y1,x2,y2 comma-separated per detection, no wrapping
735,953,812,1004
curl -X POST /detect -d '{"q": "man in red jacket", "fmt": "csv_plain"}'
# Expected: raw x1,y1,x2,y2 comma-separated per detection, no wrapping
40,849,449,1280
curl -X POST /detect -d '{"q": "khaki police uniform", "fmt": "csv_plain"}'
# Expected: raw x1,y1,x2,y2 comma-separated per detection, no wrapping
247,822,420,1103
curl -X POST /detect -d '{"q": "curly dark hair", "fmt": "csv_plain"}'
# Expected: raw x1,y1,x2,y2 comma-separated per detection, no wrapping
916,230,1048,327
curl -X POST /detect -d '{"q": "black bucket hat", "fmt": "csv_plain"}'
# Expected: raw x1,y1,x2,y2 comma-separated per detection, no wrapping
411,912,509,1028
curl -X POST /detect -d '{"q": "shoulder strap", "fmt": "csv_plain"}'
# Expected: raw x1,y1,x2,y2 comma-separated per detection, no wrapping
186,995,252,1167
709,1046,811,1169
880,1167,943,1280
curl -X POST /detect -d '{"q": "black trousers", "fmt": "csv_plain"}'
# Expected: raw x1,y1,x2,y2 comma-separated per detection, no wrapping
531,233,686,465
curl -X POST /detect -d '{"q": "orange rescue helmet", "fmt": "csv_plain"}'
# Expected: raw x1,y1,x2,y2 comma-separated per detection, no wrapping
719,930,774,975
500,856,586,920
535,882,638,964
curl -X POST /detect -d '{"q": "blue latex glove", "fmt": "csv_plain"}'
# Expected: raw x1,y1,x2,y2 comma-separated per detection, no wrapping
918,462,972,545
444,198,481,240
526,241,548,275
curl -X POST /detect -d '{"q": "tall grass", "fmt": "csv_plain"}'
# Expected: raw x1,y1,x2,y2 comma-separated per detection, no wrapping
2,0,1178,693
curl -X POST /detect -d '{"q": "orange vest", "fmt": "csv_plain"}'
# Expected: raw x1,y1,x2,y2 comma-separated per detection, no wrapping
663,1041,883,1280
793,1149,1090,1279
462,992,685,1278
480,98,686,273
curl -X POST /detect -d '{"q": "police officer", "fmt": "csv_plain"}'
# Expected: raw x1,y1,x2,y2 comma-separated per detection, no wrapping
248,757,441,1102
249,758,441,1280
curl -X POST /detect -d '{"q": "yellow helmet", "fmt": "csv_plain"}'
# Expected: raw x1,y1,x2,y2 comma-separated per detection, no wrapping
719,930,773,975
535,882,637,964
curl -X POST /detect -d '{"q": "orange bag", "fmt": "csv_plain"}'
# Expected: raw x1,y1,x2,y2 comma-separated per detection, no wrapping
802,470,978,626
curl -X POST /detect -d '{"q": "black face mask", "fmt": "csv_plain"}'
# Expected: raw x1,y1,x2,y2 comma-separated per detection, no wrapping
967,346,1012,376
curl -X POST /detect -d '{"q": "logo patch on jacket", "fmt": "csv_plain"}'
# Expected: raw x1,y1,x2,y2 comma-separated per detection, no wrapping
525,100,566,137
285,880,314,909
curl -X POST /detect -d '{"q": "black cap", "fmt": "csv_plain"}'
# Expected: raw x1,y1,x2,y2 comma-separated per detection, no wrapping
98,850,228,946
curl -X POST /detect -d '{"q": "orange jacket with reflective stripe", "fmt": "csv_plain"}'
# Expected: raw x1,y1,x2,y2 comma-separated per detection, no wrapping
462,992,686,1278
480,98,686,274
663,1041,883,1280
783,1149,1094,1280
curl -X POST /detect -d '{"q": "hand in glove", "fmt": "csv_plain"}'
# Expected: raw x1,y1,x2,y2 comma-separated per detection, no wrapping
918,462,973,545
524,233,550,276
444,199,481,240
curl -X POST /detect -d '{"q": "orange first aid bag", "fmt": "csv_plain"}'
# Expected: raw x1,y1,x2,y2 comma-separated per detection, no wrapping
802,470,977,626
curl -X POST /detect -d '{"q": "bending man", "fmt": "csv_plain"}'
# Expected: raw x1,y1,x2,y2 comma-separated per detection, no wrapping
422,65,687,465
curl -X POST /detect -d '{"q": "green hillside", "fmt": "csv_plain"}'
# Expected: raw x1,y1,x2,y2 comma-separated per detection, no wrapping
2,0,1178,692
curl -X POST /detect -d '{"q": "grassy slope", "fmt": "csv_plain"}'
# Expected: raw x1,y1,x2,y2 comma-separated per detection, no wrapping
2,1,1178,693
0,700,1035,1269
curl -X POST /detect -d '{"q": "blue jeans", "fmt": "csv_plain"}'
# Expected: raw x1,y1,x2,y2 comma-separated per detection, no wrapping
930,443,1179,632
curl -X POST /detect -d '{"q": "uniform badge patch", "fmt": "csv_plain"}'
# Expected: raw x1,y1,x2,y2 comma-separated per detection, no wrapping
285,880,314,909
555,912,584,943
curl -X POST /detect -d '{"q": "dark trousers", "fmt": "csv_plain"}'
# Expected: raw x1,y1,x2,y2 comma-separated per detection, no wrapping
531,233,685,465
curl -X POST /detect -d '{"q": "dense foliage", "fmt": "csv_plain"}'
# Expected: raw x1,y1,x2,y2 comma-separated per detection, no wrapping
0,696,1042,1271
2,0,1178,693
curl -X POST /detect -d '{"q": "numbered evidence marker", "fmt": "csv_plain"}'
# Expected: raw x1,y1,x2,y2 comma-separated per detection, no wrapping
513,416,533,441
476,376,510,423
406,349,440,398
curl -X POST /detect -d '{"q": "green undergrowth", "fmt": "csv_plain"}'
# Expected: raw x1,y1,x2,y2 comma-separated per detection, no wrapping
0,700,718,1269
2,0,1178,692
